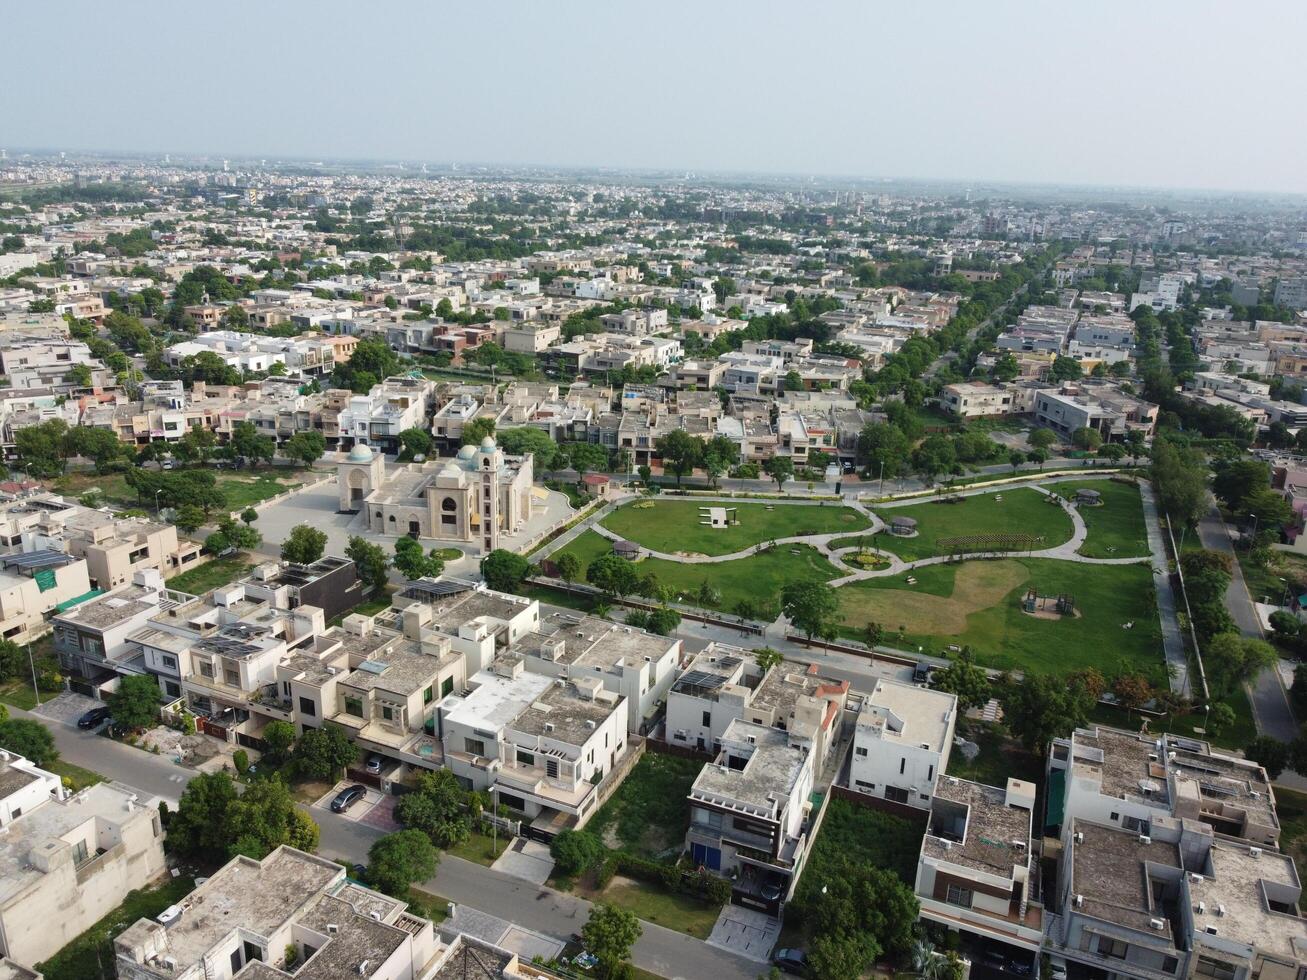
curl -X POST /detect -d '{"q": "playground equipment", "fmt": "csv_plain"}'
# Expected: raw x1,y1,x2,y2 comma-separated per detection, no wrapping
1022,589,1075,615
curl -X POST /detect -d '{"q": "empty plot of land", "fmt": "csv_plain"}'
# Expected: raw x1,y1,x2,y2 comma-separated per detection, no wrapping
600,499,869,556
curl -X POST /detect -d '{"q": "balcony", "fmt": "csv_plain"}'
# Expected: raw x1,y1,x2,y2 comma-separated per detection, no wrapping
184,672,254,703
919,896,1044,952
496,760,595,813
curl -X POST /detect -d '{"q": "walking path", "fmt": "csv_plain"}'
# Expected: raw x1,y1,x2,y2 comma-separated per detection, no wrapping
1139,482,1190,697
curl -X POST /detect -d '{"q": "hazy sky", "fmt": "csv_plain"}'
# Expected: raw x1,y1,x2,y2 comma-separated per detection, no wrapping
4,0,1306,194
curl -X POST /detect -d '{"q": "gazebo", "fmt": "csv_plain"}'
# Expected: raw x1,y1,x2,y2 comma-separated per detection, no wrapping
890,516,918,536
613,539,641,560
1075,488,1103,506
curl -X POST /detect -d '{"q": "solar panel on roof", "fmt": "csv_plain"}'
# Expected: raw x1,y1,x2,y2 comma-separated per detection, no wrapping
679,670,726,690
400,579,473,599
2,550,75,571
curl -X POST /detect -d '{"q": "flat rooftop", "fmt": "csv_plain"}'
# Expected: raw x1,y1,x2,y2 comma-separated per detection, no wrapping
690,721,805,820
441,666,551,734
860,677,955,754
339,641,451,697
1069,819,1181,937
1071,727,1171,808
510,682,622,745
57,584,166,631
924,777,1033,880
423,589,535,633
1189,841,1307,960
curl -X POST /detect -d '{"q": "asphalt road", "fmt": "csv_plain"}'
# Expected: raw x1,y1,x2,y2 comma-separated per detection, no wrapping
1195,499,1298,742
24,707,758,980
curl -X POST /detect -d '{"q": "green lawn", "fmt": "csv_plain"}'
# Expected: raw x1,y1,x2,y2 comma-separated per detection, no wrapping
1087,686,1257,752
37,875,195,980
837,557,1164,677
1274,787,1307,877
518,584,599,612
49,759,105,792
586,753,701,860
547,532,840,620
1047,479,1150,558
871,488,1075,561
592,876,720,940
165,555,254,595
600,499,869,556
446,829,510,866
52,468,304,513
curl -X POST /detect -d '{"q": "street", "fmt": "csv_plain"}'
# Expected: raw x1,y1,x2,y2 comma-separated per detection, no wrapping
21,707,758,980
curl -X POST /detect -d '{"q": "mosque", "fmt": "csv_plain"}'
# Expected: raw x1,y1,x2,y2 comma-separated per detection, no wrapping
336,436,535,554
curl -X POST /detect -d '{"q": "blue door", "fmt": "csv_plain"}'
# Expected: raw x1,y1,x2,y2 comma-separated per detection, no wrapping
691,843,722,871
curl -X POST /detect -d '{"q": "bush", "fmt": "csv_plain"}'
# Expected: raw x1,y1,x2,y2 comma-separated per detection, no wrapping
550,829,606,875
232,749,249,774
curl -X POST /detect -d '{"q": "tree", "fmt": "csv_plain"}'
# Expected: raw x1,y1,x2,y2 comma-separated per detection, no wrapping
347,536,391,595
178,426,218,465
225,777,319,859
207,518,262,554
1152,439,1209,528
395,769,473,848
555,552,581,584
241,507,259,526
550,829,605,875
480,549,530,592
0,641,23,683
701,434,739,488
587,553,640,598
1206,702,1236,737
655,430,703,485
261,720,297,766
66,363,93,387
167,772,240,858
645,607,681,635
1071,427,1103,451
282,431,327,467
809,933,880,980
1112,673,1153,718
1204,632,1277,700
294,725,358,782
109,674,160,730
765,455,794,490
174,504,205,534
1004,673,1095,751
1028,427,1057,450
496,426,563,471
230,421,276,468
367,830,438,896
14,419,70,478
1098,443,1127,463
932,648,990,711
0,718,58,768
1270,610,1301,639
754,647,784,672
1213,460,1271,512
393,536,445,580
397,427,434,461
1027,448,1048,469
1008,450,1025,474
637,464,652,485
457,418,496,448
1244,488,1291,533
282,524,328,565
582,903,642,980
1050,355,1083,382
913,434,957,484
1244,735,1289,780
781,580,839,646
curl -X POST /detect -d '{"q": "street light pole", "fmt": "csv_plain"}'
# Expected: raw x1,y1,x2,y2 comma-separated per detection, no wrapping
154,488,163,514
878,459,885,495
27,640,40,708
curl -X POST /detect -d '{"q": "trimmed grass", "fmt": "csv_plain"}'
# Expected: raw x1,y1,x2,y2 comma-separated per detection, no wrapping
52,468,304,512
586,753,701,860
600,499,869,556
592,876,720,940
431,548,463,562
406,887,450,924
518,583,598,612
635,544,839,619
872,488,1075,561
37,874,195,980
49,759,104,792
837,557,1163,676
548,538,841,621
165,555,253,595
1047,479,1150,558
446,829,510,866
1087,687,1258,752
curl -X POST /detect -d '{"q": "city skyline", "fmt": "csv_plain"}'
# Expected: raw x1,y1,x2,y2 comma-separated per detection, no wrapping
4,0,1307,195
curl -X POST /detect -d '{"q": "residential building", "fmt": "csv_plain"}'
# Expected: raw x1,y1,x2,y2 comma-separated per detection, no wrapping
846,677,957,809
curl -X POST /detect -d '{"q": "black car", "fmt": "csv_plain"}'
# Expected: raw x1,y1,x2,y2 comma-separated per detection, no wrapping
77,705,112,729
772,948,808,976
330,784,367,813
759,872,787,902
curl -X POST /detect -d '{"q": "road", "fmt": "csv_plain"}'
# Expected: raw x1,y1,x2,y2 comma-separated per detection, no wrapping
22,707,758,980
1195,498,1298,742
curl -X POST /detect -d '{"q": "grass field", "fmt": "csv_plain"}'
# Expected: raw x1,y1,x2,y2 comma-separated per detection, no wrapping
1048,479,1150,559
0,635,61,709
600,499,869,556
545,530,841,618
871,488,1075,561
166,555,253,595
53,468,305,513
836,557,1163,676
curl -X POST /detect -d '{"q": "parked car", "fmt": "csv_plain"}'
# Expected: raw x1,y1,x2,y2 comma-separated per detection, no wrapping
330,784,367,813
364,753,384,775
759,872,786,902
772,948,808,976
77,705,112,729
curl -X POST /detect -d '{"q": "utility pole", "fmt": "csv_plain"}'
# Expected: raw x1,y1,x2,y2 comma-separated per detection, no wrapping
27,640,40,707
878,459,885,495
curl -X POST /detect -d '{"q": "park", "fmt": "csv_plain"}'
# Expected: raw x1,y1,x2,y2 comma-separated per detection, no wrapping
542,477,1164,680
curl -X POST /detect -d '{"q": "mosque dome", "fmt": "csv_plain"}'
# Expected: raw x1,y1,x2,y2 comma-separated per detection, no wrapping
346,443,374,463
457,444,477,461
479,435,496,451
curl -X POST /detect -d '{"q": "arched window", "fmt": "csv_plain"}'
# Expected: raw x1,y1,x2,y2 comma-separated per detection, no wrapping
388,514,396,523
442,498,457,512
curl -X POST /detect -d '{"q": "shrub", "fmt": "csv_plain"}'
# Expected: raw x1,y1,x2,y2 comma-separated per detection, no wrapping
550,829,606,875
232,749,249,774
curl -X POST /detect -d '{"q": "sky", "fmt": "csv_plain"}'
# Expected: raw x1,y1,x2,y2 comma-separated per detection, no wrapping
4,0,1307,194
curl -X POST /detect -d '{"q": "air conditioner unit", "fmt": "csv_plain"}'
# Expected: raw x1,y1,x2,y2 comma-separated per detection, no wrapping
1197,902,1206,915
1249,846,1262,857
1149,918,1165,931
1189,873,1205,883
1074,894,1084,908
1216,905,1226,917
1073,832,1084,844
1139,834,1151,844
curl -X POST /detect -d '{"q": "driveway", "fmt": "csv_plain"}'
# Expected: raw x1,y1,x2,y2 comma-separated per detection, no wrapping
314,780,386,821
358,793,402,833
707,904,780,963
32,691,103,727
490,837,554,884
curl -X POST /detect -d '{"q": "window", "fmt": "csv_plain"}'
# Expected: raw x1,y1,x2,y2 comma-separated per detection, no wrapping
1162,957,1179,975
1195,959,1237,980
224,669,239,687
517,750,535,767
1122,816,1148,833
702,710,712,727
927,765,934,782
424,686,434,705
855,746,868,758
199,662,214,678
464,737,485,757
243,942,263,964
441,676,454,697
344,696,364,718
945,884,972,908
381,706,393,722
231,950,243,974
546,759,559,778
165,681,180,698
899,757,906,775
1099,938,1128,960
162,655,177,670
299,697,316,717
